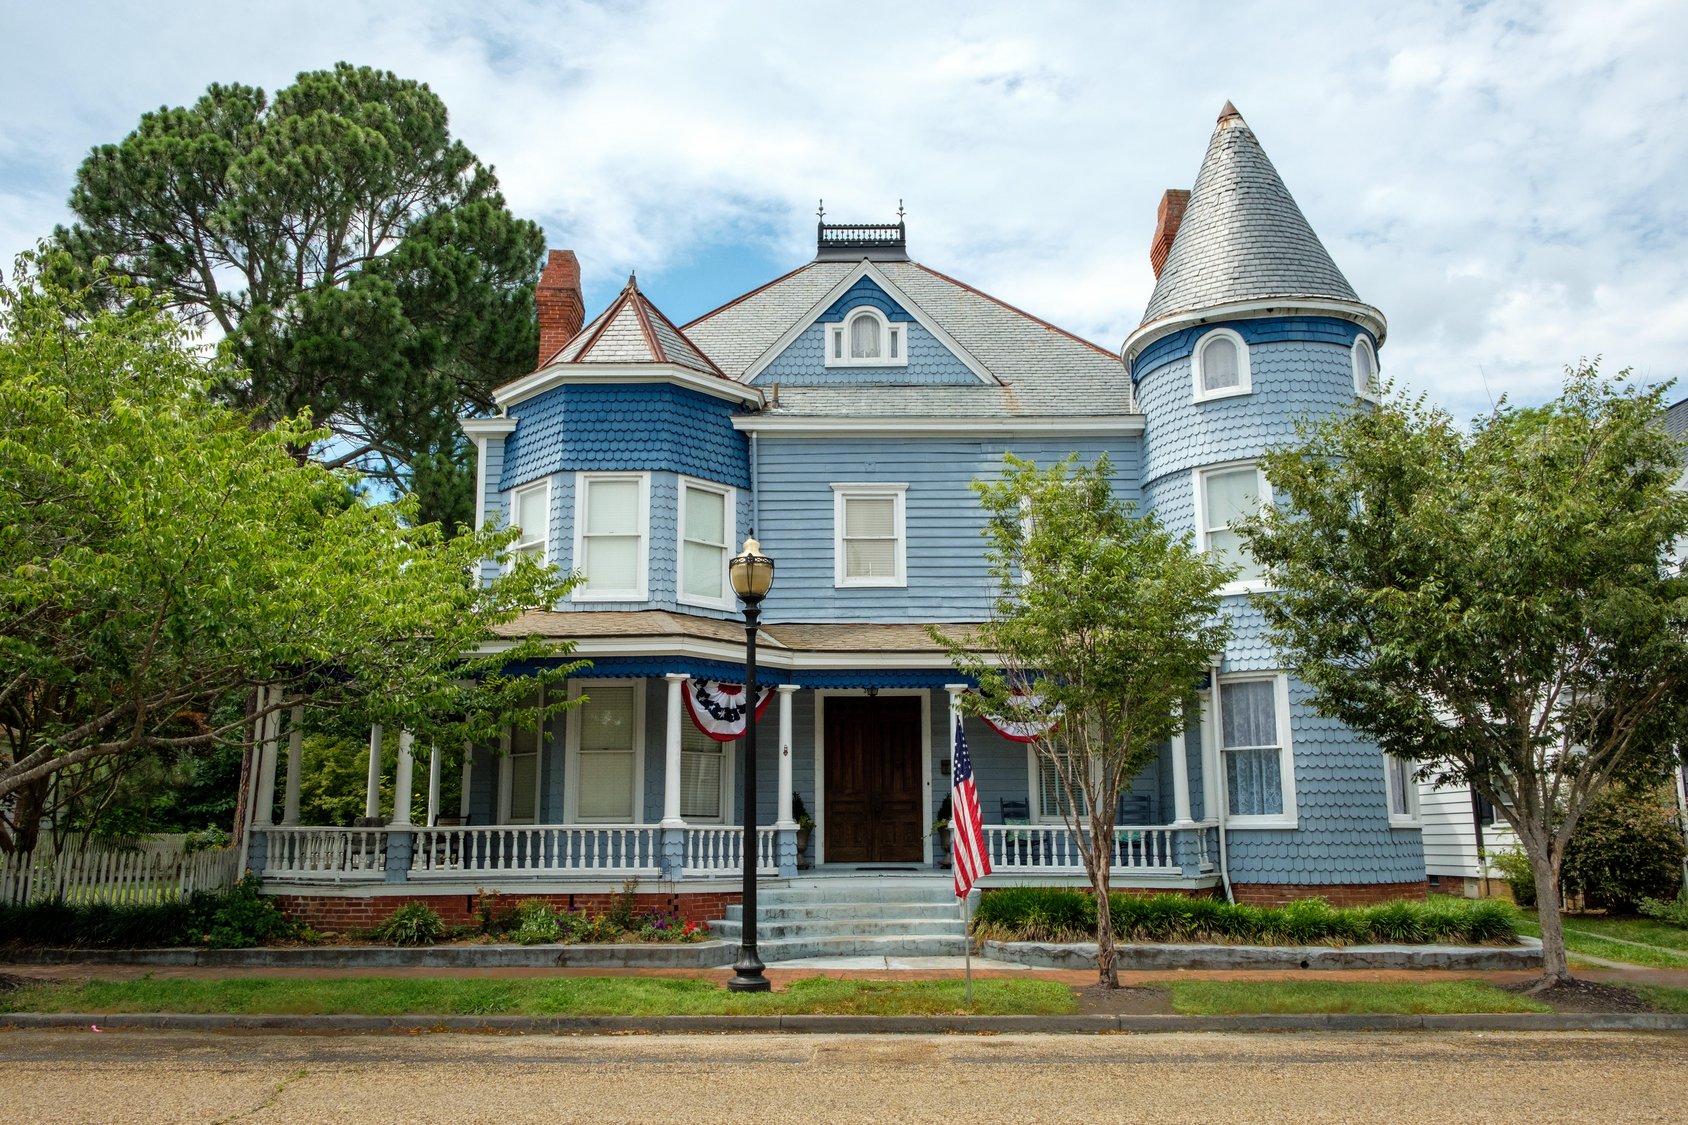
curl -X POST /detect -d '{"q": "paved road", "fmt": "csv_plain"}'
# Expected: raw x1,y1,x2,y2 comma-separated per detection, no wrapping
2,1029,1684,1123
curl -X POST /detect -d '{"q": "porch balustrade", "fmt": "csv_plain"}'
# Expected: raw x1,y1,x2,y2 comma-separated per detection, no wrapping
409,825,664,878
682,826,779,876
981,823,1213,876
260,827,388,881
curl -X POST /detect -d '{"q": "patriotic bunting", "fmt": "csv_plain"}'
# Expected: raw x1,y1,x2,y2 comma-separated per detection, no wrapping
682,679,773,741
976,692,1063,742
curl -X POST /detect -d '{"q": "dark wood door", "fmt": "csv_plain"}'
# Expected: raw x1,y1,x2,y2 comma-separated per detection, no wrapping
823,696,924,863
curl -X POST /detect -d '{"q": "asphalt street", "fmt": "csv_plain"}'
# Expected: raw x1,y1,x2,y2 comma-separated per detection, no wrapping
1,1028,1683,1123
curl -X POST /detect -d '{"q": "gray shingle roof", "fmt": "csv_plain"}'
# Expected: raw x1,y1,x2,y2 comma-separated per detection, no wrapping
1140,104,1361,328
684,260,1131,417
551,275,724,378
1665,396,1688,441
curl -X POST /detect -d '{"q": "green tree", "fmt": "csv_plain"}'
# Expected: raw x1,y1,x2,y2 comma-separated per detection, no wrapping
1561,781,1688,913
51,62,545,533
1240,367,1688,984
938,455,1232,988
0,257,579,851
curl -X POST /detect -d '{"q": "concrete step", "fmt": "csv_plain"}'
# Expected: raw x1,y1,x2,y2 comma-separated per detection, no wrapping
721,901,963,923
711,918,964,941
760,881,954,906
749,934,971,961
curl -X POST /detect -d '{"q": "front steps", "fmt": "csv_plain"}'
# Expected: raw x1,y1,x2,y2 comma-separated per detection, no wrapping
709,875,968,961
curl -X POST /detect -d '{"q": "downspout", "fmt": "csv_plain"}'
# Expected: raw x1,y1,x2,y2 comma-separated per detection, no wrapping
1210,665,1234,903
749,430,760,533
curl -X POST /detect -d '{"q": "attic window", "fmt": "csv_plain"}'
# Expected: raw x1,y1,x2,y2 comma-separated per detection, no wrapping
1353,336,1380,401
826,307,907,368
1192,328,1250,402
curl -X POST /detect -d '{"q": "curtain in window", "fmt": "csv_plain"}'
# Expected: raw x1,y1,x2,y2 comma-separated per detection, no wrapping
1203,468,1264,582
583,479,641,591
577,685,636,820
1388,756,1412,816
680,724,726,821
843,496,896,577
849,315,881,359
514,487,548,560
1221,680,1283,817
1201,336,1239,391
682,486,727,600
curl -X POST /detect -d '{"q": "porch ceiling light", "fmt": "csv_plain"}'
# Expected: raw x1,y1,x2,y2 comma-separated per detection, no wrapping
729,534,776,604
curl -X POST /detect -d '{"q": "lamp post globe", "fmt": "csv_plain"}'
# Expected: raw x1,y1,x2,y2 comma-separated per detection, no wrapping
727,533,774,993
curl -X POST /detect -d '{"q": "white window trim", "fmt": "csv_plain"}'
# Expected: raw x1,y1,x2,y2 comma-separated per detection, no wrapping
831,482,909,588
824,306,909,368
1193,460,1274,595
1214,672,1298,829
1027,745,1092,824
678,727,736,825
675,476,737,611
563,678,647,824
1353,335,1381,401
1384,753,1421,828
509,479,551,566
497,691,546,825
571,471,650,602
1191,327,1252,402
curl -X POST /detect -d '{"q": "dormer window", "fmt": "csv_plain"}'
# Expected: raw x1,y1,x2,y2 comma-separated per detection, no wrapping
1192,327,1251,401
1353,336,1380,401
826,307,907,368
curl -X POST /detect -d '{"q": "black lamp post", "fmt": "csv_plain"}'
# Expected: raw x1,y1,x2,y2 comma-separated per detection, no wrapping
727,533,775,992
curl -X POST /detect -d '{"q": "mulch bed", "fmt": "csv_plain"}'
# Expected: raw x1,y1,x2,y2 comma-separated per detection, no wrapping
1073,984,1173,1015
1502,977,1658,1013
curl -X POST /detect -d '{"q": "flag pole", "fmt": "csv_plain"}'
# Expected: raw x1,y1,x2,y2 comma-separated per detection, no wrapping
963,890,973,1005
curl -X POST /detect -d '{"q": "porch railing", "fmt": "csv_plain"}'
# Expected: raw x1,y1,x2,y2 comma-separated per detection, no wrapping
409,825,663,878
261,827,388,881
981,824,1207,875
682,826,779,876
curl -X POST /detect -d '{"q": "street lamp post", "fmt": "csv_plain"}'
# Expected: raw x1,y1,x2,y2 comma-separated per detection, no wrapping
727,533,775,993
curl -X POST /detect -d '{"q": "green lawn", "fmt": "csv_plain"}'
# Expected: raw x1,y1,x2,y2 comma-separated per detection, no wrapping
1516,915,1688,970
1629,985,1688,1014
0,975,1078,1018
1169,980,1550,1016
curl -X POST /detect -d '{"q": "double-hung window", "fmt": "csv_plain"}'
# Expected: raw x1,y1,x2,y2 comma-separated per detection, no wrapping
566,681,644,822
1218,674,1296,826
1384,754,1420,826
499,690,544,824
574,473,649,600
1032,747,1089,823
833,483,907,587
677,478,734,609
680,723,731,823
509,481,550,564
1195,463,1270,589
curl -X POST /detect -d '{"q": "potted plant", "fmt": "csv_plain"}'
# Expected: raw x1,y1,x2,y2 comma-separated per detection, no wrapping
792,791,816,868
931,795,952,868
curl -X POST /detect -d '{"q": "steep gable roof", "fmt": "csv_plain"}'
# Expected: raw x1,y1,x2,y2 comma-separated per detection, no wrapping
546,273,725,379
1139,102,1362,328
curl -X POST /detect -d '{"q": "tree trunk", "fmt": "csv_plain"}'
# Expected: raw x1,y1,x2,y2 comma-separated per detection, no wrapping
1530,845,1573,984
1092,851,1118,988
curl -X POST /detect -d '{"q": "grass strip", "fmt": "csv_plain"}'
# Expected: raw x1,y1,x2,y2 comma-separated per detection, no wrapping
1516,919,1688,970
0,975,1078,1018
1169,980,1552,1016
1628,985,1688,1014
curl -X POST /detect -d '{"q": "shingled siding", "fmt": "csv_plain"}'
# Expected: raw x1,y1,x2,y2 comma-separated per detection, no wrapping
818,276,916,323
477,436,509,584
753,320,980,385
753,436,1141,623
498,383,751,493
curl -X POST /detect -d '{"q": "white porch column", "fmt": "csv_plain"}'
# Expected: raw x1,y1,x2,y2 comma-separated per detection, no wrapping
391,730,415,827
775,685,798,828
662,674,688,828
1170,727,1194,827
1203,668,1223,820
253,686,280,827
458,741,473,820
364,724,384,820
281,705,304,826
426,741,441,827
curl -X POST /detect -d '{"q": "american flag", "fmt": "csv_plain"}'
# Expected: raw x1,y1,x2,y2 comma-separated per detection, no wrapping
951,715,992,898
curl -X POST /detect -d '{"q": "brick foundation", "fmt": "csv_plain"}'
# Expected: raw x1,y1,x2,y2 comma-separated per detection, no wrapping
1228,880,1429,908
271,890,742,935
1426,874,1512,900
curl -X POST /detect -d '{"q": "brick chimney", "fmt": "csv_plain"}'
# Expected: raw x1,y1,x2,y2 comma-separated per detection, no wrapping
535,249,584,367
1149,189,1190,279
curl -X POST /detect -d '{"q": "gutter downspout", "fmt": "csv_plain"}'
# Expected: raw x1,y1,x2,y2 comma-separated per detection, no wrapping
749,430,760,533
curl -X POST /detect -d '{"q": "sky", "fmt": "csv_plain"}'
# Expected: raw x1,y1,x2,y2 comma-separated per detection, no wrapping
2,0,1684,420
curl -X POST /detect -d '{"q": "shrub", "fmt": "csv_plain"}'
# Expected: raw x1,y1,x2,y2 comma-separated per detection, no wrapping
1488,848,1537,907
0,879,295,949
1561,783,1688,913
371,902,445,946
510,899,561,945
607,879,639,932
203,876,294,948
1638,889,1688,928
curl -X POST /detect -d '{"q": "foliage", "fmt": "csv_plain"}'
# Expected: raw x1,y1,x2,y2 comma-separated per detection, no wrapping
971,887,1520,947
371,902,446,946
509,898,562,945
203,876,296,948
1488,848,1538,907
791,791,815,831
0,877,293,949
51,63,546,531
1560,782,1688,912
1238,366,1688,982
937,454,1232,987
1639,890,1688,929
0,261,583,846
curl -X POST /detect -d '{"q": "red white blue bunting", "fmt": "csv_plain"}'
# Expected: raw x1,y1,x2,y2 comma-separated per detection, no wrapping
975,692,1063,743
682,679,773,741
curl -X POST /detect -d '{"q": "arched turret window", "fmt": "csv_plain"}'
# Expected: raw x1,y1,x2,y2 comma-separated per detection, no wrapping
1353,336,1380,400
1192,327,1251,401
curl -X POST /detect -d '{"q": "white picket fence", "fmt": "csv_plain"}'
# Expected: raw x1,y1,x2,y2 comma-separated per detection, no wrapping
0,845,240,906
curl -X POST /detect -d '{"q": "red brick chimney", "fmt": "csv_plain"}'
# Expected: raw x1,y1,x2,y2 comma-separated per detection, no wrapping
535,249,584,367
1149,189,1190,279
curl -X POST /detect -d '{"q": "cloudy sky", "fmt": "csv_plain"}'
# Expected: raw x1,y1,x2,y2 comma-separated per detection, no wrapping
2,0,1683,419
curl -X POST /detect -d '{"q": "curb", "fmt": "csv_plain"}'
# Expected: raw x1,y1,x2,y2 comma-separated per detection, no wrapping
984,939,1544,972
1,942,739,970
4,1012,1686,1035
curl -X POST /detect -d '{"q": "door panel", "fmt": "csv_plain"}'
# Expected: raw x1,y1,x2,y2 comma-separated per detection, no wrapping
824,696,924,863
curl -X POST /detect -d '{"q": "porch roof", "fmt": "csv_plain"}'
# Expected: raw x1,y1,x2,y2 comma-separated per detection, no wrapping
492,611,984,663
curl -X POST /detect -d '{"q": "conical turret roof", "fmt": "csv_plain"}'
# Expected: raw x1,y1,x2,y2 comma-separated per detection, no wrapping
1139,104,1361,328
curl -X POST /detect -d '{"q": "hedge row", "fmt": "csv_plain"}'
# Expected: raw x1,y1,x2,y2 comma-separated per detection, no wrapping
972,888,1520,946
0,877,294,949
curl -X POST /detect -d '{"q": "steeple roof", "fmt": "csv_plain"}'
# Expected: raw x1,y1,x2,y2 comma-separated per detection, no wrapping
546,273,726,379
1139,103,1361,328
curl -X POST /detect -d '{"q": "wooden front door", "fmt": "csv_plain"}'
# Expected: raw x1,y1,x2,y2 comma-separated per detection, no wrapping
823,696,924,863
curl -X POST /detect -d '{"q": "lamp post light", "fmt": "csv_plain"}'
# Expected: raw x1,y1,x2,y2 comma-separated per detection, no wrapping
727,533,775,993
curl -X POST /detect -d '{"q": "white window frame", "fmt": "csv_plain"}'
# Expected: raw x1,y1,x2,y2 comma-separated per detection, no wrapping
497,689,546,825
675,477,736,611
1214,672,1297,829
571,471,650,602
824,307,909,368
1191,327,1252,402
831,482,908,588
1193,461,1273,595
1384,753,1421,827
678,722,735,825
1352,335,1381,401
1027,745,1091,824
508,479,551,567
563,678,647,824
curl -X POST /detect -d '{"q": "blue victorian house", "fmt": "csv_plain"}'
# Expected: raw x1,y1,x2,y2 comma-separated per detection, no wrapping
252,105,1427,941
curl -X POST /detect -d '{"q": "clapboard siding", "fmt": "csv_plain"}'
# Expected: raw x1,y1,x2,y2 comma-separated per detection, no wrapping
1418,783,1518,877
